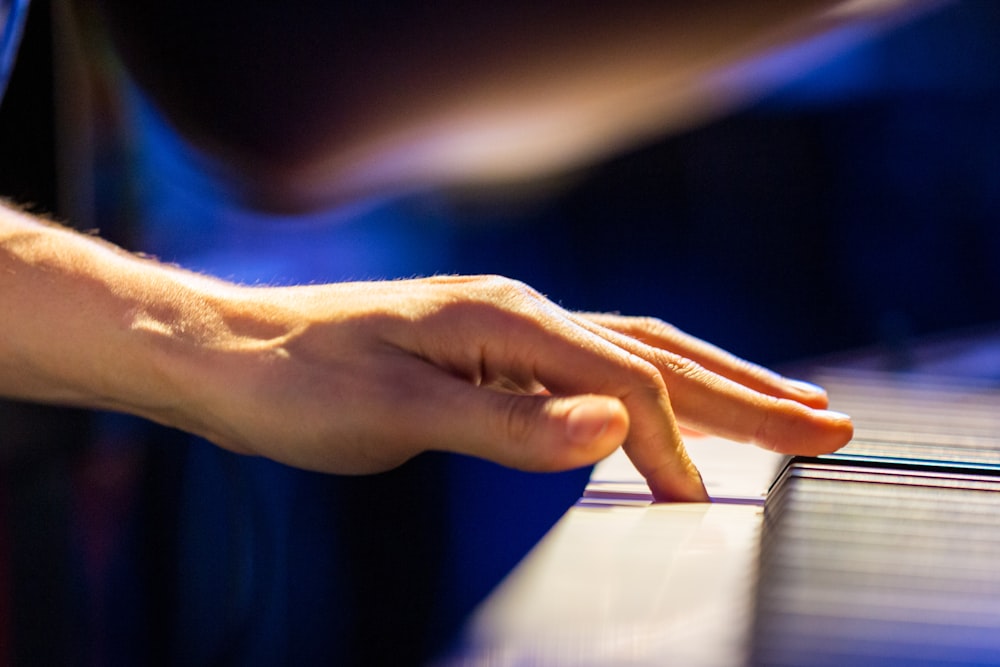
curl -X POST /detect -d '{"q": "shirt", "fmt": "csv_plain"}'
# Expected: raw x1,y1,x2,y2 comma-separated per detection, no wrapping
0,0,28,102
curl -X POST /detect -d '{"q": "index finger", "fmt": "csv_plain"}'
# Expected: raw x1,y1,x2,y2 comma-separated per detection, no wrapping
396,278,710,501
537,335,709,502
461,299,710,502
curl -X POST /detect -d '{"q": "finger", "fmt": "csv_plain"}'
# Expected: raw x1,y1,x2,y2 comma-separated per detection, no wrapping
580,313,830,409
615,380,707,503
421,376,631,472
426,372,706,502
499,315,709,502
570,316,853,455
667,369,854,456
404,308,709,502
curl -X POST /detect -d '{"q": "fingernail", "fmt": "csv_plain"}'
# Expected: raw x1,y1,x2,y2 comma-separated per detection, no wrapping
786,379,827,396
682,449,710,502
688,468,711,503
565,398,613,444
816,409,852,422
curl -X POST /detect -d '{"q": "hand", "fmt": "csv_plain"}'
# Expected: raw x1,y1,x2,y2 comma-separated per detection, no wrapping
157,275,852,502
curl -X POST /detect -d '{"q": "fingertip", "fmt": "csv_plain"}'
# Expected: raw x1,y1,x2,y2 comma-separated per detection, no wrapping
784,378,831,409
556,396,629,466
648,462,709,503
762,404,854,456
813,409,854,452
486,395,630,472
565,396,628,445
638,432,710,503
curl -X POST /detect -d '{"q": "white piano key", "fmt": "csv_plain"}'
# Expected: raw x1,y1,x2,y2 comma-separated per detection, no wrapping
439,501,766,667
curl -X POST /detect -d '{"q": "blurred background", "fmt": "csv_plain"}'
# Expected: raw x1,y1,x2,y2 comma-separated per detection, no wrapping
1,1,998,665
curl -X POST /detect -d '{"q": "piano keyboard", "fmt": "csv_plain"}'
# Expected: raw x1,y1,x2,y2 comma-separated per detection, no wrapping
812,370,1000,471
752,371,1000,667
438,348,1000,667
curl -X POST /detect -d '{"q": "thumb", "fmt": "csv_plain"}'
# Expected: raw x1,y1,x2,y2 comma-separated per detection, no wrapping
429,385,630,472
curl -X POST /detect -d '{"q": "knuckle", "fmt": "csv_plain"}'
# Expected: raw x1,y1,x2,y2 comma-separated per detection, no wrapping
661,353,710,385
484,276,543,307
460,276,552,336
623,353,669,395
753,395,784,449
495,394,545,460
440,275,545,323
634,316,679,339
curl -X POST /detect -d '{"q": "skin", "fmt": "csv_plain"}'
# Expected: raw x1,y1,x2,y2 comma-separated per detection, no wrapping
0,205,852,502
7,1,920,500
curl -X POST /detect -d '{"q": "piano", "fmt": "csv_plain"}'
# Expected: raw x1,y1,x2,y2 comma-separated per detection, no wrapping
436,327,1000,666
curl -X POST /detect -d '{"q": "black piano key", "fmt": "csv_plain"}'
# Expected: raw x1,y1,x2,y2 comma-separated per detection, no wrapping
752,463,1000,667
750,369,1000,667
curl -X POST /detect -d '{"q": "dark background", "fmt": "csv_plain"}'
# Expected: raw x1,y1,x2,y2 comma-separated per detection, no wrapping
1,1,999,665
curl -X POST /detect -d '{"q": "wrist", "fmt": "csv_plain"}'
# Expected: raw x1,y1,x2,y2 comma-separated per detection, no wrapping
117,277,304,453
0,207,245,430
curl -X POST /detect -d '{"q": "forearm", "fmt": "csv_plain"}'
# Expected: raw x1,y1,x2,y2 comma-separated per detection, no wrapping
0,203,251,428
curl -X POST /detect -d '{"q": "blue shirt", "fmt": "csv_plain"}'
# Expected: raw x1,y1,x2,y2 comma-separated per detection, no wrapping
0,0,28,101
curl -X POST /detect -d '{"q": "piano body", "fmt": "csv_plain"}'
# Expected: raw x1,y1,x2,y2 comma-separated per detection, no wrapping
438,328,1000,666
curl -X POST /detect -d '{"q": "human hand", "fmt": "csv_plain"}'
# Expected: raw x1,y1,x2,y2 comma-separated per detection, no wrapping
2,210,850,500
153,275,850,502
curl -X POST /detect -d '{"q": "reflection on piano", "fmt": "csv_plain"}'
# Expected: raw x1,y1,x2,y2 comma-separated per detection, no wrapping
437,328,1000,666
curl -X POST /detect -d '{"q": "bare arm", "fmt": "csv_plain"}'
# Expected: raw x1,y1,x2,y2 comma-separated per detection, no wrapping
0,202,851,501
